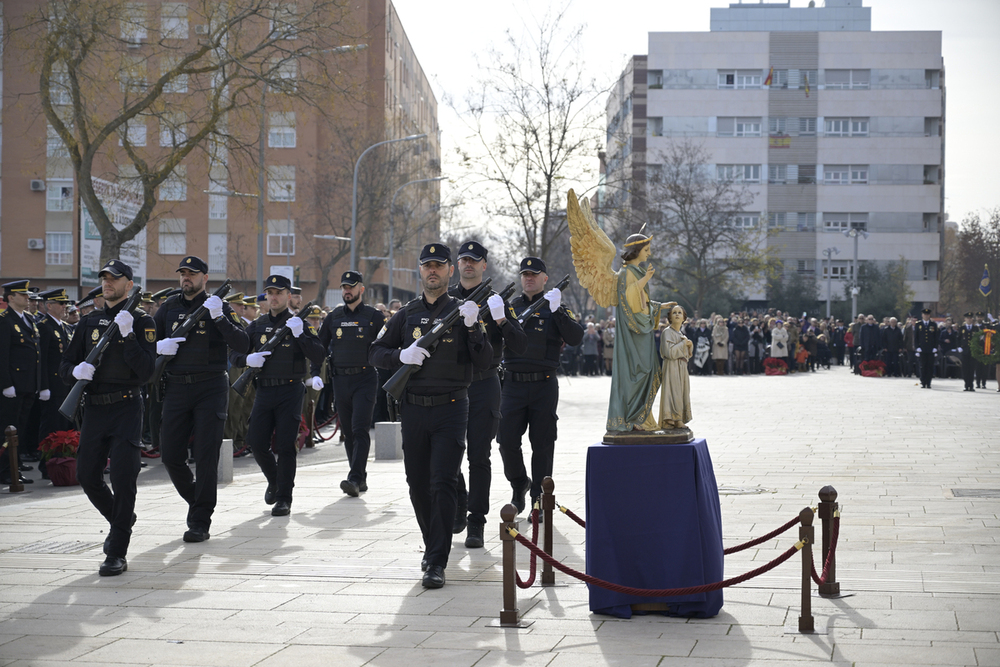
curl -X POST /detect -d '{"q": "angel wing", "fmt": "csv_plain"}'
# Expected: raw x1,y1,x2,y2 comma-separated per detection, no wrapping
566,189,618,308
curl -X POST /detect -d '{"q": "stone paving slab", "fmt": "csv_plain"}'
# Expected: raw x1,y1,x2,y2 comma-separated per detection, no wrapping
1,366,998,665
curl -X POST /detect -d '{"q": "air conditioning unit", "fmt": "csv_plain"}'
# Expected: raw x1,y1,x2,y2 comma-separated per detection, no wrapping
27,238,45,250
30,180,46,191
194,24,210,35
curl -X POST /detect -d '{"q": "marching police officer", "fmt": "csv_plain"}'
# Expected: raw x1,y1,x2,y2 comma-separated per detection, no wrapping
231,274,325,516
498,257,584,515
154,256,249,542
914,307,938,389
448,241,526,548
36,288,74,445
369,243,492,588
314,271,385,497
60,260,156,575
0,280,42,485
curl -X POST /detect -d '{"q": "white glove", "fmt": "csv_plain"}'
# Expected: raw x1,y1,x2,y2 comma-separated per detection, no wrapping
459,300,479,327
2,386,15,399
915,351,921,357
310,376,325,390
487,294,505,321
246,351,271,368
114,310,134,337
544,288,562,312
287,316,304,338
399,341,431,366
205,295,224,320
39,390,51,401
73,362,96,381
156,337,187,356
932,348,937,354
956,347,963,353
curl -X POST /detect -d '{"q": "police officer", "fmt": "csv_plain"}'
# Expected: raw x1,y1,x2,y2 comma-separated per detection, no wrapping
36,288,75,444
448,241,526,548
60,260,156,575
974,312,989,388
315,271,385,497
498,257,584,515
0,280,42,486
154,256,249,542
914,307,938,389
232,274,325,516
956,312,977,392
369,243,492,588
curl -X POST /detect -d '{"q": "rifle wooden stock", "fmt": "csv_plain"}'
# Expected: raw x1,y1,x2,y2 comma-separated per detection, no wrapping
516,274,571,323
150,280,232,391
58,286,144,422
382,279,493,402
232,301,315,398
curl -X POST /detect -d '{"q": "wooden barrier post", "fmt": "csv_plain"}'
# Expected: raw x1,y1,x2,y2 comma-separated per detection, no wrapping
541,477,555,586
798,507,815,633
5,426,25,493
498,503,523,627
817,485,840,596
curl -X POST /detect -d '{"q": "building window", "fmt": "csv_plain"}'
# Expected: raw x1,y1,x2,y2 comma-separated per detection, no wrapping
121,2,148,42
768,164,787,184
208,182,228,219
799,117,817,135
49,64,72,106
822,261,851,279
797,165,816,184
825,117,868,137
923,261,938,280
768,212,786,229
823,213,868,232
769,69,789,88
850,166,868,184
161,2,188,39
717,164,761,183
268,112,296,147
160,111,188,146
160,166,187,201
825,69,869,89
768,117,787,135
162,56,188,93
717,70,762,89
46,182,74,211
159,219,186,255
47,125,70,158
824,165,849,184
796,260,815,274
118,121,147,147
717,117,761,137
269,58,298,92
120,55,147,93
797,213,817,231
208,233,227,273
267,166,295,201
732,213,759,229
267,219,295,256
45,232,73,265
269,2,299,39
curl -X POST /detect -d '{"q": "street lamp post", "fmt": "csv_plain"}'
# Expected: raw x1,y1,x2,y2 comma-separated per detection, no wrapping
822,246,841,318
388,176,446,302
350,133,427,271
842,228,870,318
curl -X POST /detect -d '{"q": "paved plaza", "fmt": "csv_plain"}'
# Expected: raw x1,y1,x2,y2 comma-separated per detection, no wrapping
1,366,998,666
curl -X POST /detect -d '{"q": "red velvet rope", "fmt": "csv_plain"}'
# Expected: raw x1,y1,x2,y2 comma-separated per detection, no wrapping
811,516,840,585
514,509,540,589
560,505,587,528
724,515,801,554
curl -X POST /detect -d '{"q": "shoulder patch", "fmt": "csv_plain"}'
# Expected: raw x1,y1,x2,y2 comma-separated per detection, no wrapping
145,328,156,343
566,309,578,321
376,324,387,340
231,312,242,324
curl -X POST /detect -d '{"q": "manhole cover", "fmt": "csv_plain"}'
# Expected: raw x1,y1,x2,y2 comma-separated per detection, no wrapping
6,540,101,555
717,485,774,495
951,489,1000,498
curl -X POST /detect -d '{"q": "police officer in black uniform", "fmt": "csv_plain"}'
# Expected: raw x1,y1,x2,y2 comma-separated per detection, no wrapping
448,241,527,548
974,311,989,388
0,280,42,486
36,288,74,445
370,243,492,588
60,260,156,575
154,256,249,542
314,270,385,497
498,257,584,515
956,312,977,391
232,274,325,517
914,307,938,389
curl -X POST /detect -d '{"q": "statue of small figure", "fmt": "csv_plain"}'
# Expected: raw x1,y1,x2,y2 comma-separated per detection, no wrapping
659,302,693,432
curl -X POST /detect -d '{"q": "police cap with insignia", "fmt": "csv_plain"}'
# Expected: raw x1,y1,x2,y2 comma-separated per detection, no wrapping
176,256,209,274
291,285,302,295
2,279,31,295
419,243,451,264
29,288,44,301
264,274,292,291
76,285,104,307
964,311,974,318
151,287,179,302
975,311,984,317
98,259,134,281
224,292,245,303
341,270,363,286
141,292,154,303
39,288,72,303
921,307,932,315
245,295,260,306
457,241,488,262
519,257,547,274
304,305,324,318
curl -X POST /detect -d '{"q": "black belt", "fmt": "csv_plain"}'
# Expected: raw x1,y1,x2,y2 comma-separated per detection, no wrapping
510,371,552,382
86,389,138,405
165,371,227,384
405,389,468,406
472,367,499,382
331,366,369,376
258,378,303,387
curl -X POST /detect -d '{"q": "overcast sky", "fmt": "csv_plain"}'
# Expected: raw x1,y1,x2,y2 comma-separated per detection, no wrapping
391,0,999,228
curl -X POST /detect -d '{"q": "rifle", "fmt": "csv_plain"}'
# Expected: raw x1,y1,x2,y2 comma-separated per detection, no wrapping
232,300,316,398
150,280,232,399
382,278,493,402
480,281,516,320
58,286,144,422
516,274,571,323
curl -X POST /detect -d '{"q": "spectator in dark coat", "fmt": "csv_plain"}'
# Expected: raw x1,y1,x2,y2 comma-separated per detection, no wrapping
730,320,750,375
859,315,882,362
881,317,904,377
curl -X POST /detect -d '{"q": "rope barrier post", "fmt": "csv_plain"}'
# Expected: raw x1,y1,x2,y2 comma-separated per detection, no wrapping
4,427,25,493
817,485,840,597
541,477,555,586
496,503,531,628
798,507,815,633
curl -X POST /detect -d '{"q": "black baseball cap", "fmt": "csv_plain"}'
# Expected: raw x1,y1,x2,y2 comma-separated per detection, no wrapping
265,275,291,291
341,270,363,286
457,241,488,261
98,259,134,281
177,256,209,274
519,257,546,274
419,243,451,264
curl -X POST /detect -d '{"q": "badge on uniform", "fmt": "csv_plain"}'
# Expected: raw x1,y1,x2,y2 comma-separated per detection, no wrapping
260,334,268,345
145,328,156,342
336,327,343,338
412,327,422,340
92,328,100,342
13,324,20,333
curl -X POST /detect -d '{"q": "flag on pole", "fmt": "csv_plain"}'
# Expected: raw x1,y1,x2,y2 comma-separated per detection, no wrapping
764,67,773,87
804,72,810,98
979,263,992,297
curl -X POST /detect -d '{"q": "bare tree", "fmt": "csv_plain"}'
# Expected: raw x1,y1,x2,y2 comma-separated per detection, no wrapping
15,0,359,263
645,140,775,317
450,3,603,260
947,209,1000,316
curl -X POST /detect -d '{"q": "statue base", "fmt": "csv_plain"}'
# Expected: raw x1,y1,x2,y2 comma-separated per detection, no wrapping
603,427,695,445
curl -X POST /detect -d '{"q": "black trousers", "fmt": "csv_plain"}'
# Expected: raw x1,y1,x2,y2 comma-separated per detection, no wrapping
247,381,304,504
498,374,558,504
961,353,975,389
884,350,901,377
975,360,989,386
0,392,36,479
455,373,501,527
918,351,935,387
160,373,229,531
333,369,378,485
76,393,143,558
400,396,467,569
